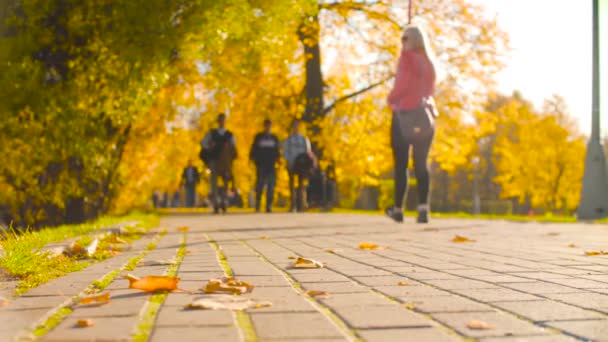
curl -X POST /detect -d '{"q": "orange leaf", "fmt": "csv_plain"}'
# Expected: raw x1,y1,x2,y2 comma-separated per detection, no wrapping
203,276,254,295
304,290,329,297
466,320,493,330
124,274,180,292
292,257,324,269
397,281,410,286
288,256,297,259
568,243,577,248
76,319,95,327
359,242,379,250
78,292,111,306
585,251,608,256
452,235,475,243
177,226,189,232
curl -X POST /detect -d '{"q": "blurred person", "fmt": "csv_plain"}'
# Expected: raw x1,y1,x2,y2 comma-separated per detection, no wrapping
283,119,315,212
249,119,280,213
181,160,200,208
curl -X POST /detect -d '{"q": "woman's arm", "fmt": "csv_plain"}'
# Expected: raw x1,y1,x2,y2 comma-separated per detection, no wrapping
387,51,412,109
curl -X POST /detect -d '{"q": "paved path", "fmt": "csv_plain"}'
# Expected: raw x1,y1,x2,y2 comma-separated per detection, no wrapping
2,213,608,341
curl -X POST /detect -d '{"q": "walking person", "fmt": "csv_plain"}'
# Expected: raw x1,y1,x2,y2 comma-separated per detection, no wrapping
283,119,314,212
385,25,438,224
181,160,200,208
200,113,237,214
249,119,280,213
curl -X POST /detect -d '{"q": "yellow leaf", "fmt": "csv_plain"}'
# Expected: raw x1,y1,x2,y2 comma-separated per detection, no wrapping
397,281,410,286
177,226,189,232
186,295,271,311
568,243,577,248
585,251,608,256
78,292,110,306
76,319,95,327
203,276,254,295
260,236,269,240
304,290,329,297
288,256,297,259
359,242,379,250
292,257,324,269
452,235,475,243
404,303,416,310
124,274,180,292
325,249,336,254
466,320,493,330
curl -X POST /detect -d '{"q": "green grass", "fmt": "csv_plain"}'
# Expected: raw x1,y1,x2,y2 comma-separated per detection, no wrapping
0,211,159,294
32,306,73,337
132,233,186,342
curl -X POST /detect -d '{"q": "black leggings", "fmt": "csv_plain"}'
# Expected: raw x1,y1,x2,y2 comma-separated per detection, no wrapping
391,114,433,208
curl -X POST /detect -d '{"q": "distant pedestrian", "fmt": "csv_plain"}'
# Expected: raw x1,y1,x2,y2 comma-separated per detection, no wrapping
283,119,315,212
181,160,200,208
250,119,280,213
386,25,438,224
200,113,237,214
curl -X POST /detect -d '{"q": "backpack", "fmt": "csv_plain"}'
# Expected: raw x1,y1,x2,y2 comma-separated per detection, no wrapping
200,129,235,167
293,152,317,178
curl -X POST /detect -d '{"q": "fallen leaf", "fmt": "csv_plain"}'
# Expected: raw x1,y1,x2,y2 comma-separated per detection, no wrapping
177,226,189,232
76,319,95,327
325,249,336,254
466,320,493,330
124,274,180,292
185,249,192,254
260,236,269,240
292,257,324,269
546,232,560,236
203,276,254,295
0,296,9,307
397,281,410,286
304,290,329,297
78,292,110,306
404,303,416,310
585,251,608,256
288,256,297,259
359,242,379,250
187,295,271,311
452,235,475,243
568,243,577,248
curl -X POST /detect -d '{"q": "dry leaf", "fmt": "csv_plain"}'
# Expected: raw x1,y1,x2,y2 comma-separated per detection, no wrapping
203,276,254,295
186,295,271,311
292,257,324,269
404,303,416,310
359,242,379,250
304,290,329,297
466,320,493,330
568,243,577,248
185,249,192,254
288,256,297,259
546,232,560,236
397,281,410,286
452,235,475,243
124,274,180,292
325,249,336,254
78,292,110,306
585,251,608,256
260,236,269,240
0,296,9,307
76,319,95,327
177,226,189,232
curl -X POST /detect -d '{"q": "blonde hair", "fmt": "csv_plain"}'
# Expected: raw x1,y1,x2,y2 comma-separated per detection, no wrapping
403,25,438,78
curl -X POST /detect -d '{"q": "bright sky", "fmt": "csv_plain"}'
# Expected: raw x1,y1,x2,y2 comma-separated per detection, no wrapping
469,0,596,135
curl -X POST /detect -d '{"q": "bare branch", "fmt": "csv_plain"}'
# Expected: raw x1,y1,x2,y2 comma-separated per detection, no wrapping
323,74,394,115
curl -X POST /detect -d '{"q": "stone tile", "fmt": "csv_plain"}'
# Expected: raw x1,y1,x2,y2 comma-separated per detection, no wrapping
480,334,579,341
300,282,368,293
250,312,343,339
451,288,540,302
319,292,393,307
376,285,452,298
357,327,461,342
474,275,536,283
547,278,608,289
425,278,500,290
432,311,548,338
150,326,240,342
155,304,234,326
289,272,351,283
546,320,608,341
404,295,495,313
41,316,138,341
492,300,603,322
332,305,431,329
543,292,608,310
352,275,420,286
507,272,574,280
499,282,584,294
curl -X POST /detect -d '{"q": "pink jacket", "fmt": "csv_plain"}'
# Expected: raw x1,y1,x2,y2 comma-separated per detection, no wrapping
387,50,436,112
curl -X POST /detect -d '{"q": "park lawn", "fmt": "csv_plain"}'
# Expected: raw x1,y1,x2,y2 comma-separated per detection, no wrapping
0,211,159,294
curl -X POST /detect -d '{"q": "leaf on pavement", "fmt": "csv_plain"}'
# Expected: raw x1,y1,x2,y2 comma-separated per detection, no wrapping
304,290,329,297
288,256,297,259
585,251,608,256
404,303,416,310
292,257,324,269
186,295,271,311
452,235,475,243
466,320,493,330
78,292,110,306
0,296,9,307
76,319,95,327
124,274,180,292
359,242,379,250
260,236,269,240
325,249,337,254
397,281,410,286
177,226,189,232
203,276,254,295
568,243,577,248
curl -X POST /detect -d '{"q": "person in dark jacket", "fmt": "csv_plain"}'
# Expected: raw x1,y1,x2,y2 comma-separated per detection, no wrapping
181,160,200,207
249,119,280,213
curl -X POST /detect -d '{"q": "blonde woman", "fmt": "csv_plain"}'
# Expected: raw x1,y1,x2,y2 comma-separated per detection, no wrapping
386,25,437,224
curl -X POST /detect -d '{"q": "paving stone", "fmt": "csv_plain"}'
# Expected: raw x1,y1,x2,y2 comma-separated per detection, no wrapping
546,278,608,289
480,334,580,341
42,316,139,341
300,281,368,293
404,295,495,313
425,278,500,290
375,285,452,298
499,282,584,294
357,327,462,342
432,311,549,338
332,304,432,329
546,320,608,341
451,288,541,302
150,326,241,342
474,274,535,283
289,272,351,283
319,292,393,307
492,300,603,322
352,275,420,286
542,292,608,310
250,312,344,339
155,304,234,326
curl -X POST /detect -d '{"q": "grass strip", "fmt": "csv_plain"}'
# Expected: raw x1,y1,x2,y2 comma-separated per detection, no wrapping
132,233,187,342
1,211,159,294
31,229,166,338
207,235,257,342
239,239,362,342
